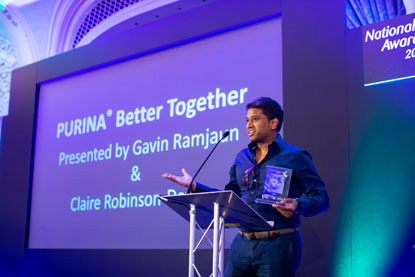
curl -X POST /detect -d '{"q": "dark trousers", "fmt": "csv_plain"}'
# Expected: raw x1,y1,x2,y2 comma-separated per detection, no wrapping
224,231,302,277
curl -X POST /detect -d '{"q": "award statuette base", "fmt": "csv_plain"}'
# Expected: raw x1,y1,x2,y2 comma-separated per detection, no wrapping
255,197,286,206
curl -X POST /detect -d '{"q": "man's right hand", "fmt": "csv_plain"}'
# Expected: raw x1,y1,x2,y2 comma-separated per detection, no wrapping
162,168,196,191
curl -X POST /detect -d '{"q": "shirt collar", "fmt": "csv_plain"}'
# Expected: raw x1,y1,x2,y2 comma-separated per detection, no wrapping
248,134,283,153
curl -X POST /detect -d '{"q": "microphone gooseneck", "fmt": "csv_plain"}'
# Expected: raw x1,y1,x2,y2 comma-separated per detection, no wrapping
186,130,230,194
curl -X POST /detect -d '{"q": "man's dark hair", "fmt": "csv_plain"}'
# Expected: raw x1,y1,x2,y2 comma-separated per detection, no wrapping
246,97,284,132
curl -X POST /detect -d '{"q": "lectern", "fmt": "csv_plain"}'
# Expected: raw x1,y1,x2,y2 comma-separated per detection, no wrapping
159,190,272,277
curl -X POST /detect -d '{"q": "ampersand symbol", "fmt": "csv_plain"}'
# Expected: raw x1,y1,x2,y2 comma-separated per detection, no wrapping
131,165,141,182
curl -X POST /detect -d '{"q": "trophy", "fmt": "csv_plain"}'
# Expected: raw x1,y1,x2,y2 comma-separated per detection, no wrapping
255,165,292,205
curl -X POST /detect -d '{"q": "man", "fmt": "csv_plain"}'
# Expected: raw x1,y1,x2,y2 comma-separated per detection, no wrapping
162,97,329,276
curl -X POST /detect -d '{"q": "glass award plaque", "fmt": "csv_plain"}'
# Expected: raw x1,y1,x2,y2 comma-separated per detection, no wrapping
255,165,293,205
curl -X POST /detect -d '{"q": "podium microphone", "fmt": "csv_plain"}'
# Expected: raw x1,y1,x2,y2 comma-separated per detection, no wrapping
186,130,230,194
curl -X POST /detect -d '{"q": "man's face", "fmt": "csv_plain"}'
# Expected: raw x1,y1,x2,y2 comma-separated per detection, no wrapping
246,108,278,143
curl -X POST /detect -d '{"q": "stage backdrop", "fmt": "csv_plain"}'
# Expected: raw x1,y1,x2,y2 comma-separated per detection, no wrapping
27,17,282,249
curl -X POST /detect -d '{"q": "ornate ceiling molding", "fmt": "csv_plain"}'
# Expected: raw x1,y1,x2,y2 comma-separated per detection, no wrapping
0,37,17,116
0,6,39,117
47,0,177,56
78,0,177,47
0,6,40,65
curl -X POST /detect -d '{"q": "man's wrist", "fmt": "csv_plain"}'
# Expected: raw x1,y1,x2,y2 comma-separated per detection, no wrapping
294,198,300,214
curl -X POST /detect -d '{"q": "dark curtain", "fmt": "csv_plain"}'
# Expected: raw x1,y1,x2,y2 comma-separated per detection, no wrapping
346,0,407,29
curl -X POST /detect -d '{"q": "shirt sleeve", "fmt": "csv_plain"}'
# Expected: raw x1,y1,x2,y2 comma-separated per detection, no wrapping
193,163,241,196
224,163,241,196
295,151,330,217
193,182,218,193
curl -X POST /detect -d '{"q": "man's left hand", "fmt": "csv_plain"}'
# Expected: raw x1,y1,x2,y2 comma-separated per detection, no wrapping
272,198,299,217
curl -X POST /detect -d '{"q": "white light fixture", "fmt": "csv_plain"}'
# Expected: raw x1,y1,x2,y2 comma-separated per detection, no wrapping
4,0,39,8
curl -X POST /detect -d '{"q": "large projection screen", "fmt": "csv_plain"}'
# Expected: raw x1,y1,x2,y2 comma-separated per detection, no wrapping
27,16,282,249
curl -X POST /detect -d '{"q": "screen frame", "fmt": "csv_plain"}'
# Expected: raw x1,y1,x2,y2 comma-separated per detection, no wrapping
17,3,282,250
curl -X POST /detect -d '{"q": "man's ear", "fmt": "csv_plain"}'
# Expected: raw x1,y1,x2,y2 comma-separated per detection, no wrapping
270,118,279,131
